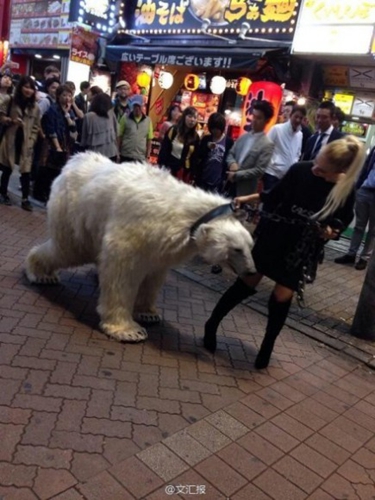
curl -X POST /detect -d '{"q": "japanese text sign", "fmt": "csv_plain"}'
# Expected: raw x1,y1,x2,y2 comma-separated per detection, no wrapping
133,0,298,38
70,26,99,66
293,0,375,55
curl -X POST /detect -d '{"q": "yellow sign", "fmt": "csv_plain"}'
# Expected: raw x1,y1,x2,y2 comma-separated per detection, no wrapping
302,0,375,24
333,93,354,115
323,66,348,87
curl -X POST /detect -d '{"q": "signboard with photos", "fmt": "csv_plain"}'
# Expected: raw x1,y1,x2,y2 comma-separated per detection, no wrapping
133,0,299,39
9,0,72,49
70,25,99,66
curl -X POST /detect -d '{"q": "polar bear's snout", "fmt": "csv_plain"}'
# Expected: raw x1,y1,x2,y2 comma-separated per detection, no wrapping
194,218,256,275
226,244,256,276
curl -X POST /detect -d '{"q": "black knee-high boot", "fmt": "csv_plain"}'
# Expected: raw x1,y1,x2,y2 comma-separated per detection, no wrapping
255,293,292,369
204,278,257,353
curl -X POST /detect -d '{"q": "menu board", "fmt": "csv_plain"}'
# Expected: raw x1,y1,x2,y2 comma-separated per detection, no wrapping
9,0,72,49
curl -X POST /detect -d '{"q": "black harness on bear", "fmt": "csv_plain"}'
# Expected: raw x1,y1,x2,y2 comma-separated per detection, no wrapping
189,202,236,239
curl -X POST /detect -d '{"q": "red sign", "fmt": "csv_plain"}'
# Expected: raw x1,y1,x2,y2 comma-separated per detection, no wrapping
70,26,99,66
155,97,164,115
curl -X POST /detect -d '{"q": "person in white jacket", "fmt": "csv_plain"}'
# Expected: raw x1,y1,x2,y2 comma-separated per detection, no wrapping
262,104,306,192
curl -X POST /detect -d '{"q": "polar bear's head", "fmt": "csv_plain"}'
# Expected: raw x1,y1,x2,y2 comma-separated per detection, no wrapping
194,218,256,275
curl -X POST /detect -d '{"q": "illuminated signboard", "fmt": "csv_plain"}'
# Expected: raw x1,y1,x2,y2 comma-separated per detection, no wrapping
69,0,118,33
333,93,354,115
293,0,375,54
9,0,72,49
131,0,299,39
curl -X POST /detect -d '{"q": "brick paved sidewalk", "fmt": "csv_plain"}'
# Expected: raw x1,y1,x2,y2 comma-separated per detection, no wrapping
177,248,375,369
1,204,375,499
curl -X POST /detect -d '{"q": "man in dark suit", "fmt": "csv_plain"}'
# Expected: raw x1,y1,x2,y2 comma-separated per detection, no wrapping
302,101,344,161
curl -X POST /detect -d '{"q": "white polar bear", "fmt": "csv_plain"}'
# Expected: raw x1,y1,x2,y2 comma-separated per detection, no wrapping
25,152,255,342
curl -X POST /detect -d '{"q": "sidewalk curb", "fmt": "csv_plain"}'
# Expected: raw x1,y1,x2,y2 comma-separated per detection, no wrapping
174,267,375,371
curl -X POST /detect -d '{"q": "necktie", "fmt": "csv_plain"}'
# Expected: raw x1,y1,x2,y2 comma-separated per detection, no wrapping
311,132,327,159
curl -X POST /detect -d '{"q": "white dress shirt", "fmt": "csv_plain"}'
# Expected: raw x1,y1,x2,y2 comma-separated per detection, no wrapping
265,121,302,179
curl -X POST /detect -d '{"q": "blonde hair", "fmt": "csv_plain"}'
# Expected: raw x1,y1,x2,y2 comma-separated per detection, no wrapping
313,135,366,220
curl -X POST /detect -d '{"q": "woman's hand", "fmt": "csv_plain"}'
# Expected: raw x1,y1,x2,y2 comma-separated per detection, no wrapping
319,225,340,240
233,194,259,209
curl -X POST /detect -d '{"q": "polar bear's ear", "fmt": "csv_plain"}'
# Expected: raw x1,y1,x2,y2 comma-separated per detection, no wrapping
194,223,213,240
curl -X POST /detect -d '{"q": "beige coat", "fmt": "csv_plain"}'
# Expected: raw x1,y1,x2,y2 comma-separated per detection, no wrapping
0,95,41,173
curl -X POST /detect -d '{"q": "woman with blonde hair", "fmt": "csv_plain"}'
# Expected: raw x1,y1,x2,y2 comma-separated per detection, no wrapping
203,135,365,369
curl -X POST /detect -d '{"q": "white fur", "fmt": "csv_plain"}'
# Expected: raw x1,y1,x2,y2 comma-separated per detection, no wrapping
25,152,255,342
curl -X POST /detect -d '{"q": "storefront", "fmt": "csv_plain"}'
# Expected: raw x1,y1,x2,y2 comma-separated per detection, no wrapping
292,0,375,150
8,0,73,79
8,0,117,91
107,0,303,160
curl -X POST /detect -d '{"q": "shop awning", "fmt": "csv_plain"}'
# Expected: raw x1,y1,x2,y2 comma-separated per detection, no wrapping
105,44,269,69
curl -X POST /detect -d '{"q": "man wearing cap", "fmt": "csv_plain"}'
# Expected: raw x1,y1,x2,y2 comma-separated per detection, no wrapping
114,80,131,122
118,95,153,162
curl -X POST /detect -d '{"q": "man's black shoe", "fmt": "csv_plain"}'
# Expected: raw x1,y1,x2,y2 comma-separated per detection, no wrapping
355,258,367,271
334,254,355,265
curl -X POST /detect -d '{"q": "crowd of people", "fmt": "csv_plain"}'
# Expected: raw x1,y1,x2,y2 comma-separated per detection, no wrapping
0,62,373,369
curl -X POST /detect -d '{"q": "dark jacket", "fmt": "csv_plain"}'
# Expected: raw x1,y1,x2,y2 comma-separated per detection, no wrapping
195,134,233,191
302,128,344,161
158,125,200,176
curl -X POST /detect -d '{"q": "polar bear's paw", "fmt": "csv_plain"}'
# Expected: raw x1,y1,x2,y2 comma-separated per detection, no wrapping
101,321,148,343
134,312,161,324
25,270,60,285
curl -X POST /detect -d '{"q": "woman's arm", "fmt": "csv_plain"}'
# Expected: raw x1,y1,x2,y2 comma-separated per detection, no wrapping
71,101,84,119
234,193,260,208
158,127,173,166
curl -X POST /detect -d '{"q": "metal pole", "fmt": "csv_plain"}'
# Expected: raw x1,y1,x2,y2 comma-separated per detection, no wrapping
350,251,375,340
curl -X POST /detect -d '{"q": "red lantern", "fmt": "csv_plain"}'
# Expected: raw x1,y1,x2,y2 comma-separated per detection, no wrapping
184,73,199,91
240,81,283,135
236,77,252,96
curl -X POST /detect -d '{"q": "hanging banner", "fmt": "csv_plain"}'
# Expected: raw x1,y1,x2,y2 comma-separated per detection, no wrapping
70,25,99,66
132,0,299,39
113,45,261,69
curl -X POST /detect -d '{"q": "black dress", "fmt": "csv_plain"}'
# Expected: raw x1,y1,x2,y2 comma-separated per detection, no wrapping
252,162,355,291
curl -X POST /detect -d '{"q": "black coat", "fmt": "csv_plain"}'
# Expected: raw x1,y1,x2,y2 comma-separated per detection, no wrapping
195,134,233,191
302,129,344,161
253,162,355,290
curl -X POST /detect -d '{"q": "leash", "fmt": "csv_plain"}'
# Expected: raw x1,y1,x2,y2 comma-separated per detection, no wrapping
242,204,328,308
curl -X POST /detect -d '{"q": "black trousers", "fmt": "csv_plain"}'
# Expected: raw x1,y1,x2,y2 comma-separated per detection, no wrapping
0,166,30,199
0,165,11,196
